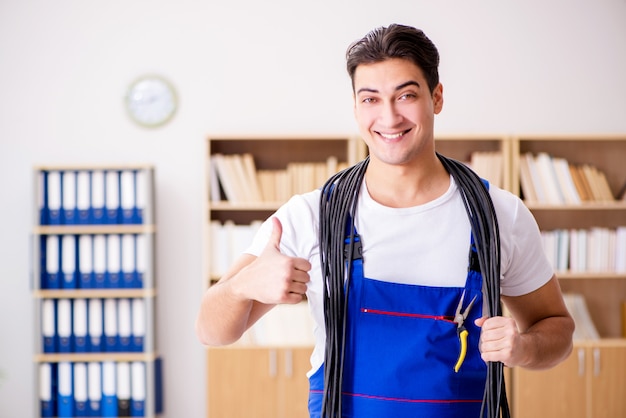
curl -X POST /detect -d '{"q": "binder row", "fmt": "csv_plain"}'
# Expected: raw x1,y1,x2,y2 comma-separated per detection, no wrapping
42,299,145,354
39,169,147,226
40,360,163,417
41,234,146,290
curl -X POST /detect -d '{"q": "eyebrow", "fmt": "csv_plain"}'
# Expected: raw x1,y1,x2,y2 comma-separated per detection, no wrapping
356,80,421,95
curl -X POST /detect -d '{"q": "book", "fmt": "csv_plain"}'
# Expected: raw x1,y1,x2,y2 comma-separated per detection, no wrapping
562,293,600,341
518,153,538,203
535,152,565,204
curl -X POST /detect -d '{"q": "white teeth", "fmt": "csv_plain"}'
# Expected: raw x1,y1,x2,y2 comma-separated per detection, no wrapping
380,132,403,139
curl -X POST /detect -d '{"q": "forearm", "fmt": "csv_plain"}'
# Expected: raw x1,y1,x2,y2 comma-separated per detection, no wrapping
195,279,255,346
498,277,575,370
515,315,574,370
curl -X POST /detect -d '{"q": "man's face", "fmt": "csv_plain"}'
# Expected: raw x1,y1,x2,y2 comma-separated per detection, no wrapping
353,58,443,166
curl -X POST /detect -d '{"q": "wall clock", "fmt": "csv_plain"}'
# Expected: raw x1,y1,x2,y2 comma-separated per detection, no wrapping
125,75,177,128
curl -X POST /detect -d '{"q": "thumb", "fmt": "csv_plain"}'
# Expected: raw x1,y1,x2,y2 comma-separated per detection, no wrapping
267,217,283,251
474,316,487,327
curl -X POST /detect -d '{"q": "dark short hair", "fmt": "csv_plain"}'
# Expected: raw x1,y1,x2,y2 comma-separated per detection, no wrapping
346,24,440,93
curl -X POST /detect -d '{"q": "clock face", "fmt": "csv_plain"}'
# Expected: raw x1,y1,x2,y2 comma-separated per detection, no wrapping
126,75,177,127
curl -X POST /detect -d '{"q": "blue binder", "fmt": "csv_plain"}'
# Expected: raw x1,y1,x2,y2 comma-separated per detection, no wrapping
61,170,78,225
76,170,91,225
73,362,89,416
39,363,54,417
93,235,107,288
39,170,49,225
131,299,145,352
130,362,145,417
91,170,106,224
57,299,72,353
101,361,118,417
61,235,78,289
87,362,103,417
47,170,62,225
106,235,122,288
104,299,119,352
135,170,146,224
42,299,57,353
78,235,94,289
121,235,137,288
73,299,88,353
120,170,137,224
57,362,74,417
135,235,146,289
88,299,103,352
44,235,61,290
118,299,132,352
105,170,121,224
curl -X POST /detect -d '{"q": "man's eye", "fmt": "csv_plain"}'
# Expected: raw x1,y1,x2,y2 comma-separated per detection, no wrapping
361,97,376,104
399,93,416,101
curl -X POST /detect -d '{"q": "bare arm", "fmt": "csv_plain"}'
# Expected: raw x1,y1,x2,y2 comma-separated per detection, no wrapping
475,275,574,370
195,218,311,346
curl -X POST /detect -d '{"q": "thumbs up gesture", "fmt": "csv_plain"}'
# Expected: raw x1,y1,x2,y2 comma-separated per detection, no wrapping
240,217,311,305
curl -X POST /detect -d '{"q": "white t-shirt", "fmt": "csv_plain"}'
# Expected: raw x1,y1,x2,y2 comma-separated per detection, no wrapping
245,175,554,375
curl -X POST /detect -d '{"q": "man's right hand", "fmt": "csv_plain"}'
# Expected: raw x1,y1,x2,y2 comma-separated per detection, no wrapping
233,217,311,305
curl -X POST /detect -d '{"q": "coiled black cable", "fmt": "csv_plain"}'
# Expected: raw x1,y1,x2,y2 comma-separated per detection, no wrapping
319,157,369,417
318,153,510,418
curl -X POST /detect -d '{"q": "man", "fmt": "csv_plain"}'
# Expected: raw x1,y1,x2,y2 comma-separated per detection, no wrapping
196,24,574,417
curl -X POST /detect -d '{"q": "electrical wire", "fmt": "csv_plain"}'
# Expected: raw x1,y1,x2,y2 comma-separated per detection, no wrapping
318,153,510,418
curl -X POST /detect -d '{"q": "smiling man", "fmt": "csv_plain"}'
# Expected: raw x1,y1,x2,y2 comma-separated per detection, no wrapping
196,24,574,418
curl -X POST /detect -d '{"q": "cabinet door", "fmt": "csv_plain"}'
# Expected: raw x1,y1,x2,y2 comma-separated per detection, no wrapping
513,347,587,418
589,346,626,417
278,347,312,418
207,348,279,417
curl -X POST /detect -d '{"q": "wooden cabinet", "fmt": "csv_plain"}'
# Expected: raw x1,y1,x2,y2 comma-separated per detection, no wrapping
32,165,161,417
207,347,312,418
513,340,626,418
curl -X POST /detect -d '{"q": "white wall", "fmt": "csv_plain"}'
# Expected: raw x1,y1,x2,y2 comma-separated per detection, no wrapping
1,1,625,417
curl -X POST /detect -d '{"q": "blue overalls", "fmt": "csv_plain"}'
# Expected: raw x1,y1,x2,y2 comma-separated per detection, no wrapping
308,229,487,417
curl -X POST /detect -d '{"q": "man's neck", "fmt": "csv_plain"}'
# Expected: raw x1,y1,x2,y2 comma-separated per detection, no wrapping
364,154,450,208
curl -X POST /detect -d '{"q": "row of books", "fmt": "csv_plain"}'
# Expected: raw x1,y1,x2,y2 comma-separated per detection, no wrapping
41,234,146,290
209,153,349,204
519,152,616,204
40,360,162,417
42,298,145,354
464,151,504,189
562,293,600,341
209,220,262,279
541,227,626,273
39,169,148,225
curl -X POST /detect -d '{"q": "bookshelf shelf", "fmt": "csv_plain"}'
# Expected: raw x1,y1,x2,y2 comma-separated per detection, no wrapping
525,202,626,210
33,289,157,299
34,225,157,235
34,352,159,363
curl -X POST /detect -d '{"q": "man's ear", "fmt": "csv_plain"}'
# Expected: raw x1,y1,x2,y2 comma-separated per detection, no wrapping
433,83,444,114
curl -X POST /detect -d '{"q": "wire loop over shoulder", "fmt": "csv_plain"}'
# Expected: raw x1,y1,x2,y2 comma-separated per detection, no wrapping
437,153,510,418
319,157,369,417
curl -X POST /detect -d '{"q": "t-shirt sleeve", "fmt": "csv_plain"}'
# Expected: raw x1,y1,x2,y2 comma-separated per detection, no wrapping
244,190,321,259
496,190,554,297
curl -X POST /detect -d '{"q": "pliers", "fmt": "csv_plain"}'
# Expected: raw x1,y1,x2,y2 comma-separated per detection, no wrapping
453,290,477,373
